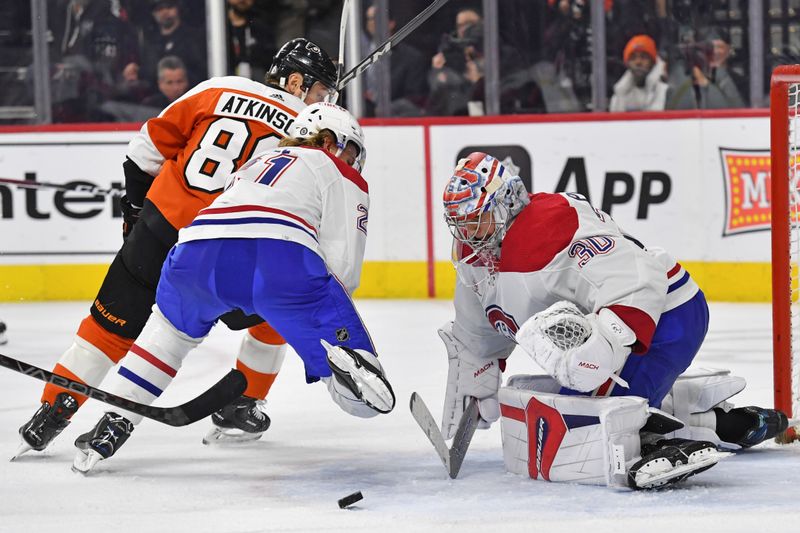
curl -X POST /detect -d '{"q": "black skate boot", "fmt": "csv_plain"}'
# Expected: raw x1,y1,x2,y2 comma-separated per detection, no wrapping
717,406,789,448
14,392,79,459
0,321,7,345
203,395,270,445
72,412,134,473
628,438,728,490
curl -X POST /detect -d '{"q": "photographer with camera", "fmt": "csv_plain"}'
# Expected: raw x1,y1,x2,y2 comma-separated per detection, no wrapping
427,7,485,116
666,27,745,110
609,34,669,112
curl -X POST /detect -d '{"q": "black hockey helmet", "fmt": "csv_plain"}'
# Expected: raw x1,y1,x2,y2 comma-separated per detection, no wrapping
268,38,338,99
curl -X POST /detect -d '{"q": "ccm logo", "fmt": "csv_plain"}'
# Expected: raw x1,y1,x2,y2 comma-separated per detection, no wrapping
578,361,599,370
474,362,494,378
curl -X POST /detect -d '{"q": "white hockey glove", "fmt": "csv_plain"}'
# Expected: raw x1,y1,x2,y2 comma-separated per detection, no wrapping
440,322,503,440
322,340,395,418
516,302,634,392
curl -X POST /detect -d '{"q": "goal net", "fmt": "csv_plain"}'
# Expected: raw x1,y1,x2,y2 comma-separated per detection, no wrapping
771,65,800,442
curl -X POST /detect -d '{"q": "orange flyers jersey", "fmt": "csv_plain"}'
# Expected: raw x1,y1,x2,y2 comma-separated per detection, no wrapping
127,76,306,230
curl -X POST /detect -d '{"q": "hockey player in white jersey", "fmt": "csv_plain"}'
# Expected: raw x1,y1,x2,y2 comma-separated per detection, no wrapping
439,151,787,489
71,102,395,473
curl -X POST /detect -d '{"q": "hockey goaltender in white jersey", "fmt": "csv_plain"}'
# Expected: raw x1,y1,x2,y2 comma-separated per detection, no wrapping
437,151,787,489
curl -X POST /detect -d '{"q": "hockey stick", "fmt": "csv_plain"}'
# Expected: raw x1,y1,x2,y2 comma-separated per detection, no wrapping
335,0,352,88
336,0,452,91
0,176,123,197
409,392,480,479
0,351,246,426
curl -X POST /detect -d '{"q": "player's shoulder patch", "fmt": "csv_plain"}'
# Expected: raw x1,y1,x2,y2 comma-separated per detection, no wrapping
499,192,578,273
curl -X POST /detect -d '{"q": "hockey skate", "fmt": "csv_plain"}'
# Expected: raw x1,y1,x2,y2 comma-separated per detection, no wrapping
628,437,731,490
727,406,789,448
72,412,134,473
0,321,7,345
202,396,271,445
13,392,79,460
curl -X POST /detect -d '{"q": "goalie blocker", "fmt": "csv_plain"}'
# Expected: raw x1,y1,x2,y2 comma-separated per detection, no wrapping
499,375,728,489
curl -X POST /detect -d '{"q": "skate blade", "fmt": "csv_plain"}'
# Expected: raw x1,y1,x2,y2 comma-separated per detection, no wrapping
10,441,33,462
202,426,263,445
72,449,104,474
633,450,732,489
322,340,394,413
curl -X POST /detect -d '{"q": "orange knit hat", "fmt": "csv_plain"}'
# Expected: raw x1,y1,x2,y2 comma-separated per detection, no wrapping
623,35,657,64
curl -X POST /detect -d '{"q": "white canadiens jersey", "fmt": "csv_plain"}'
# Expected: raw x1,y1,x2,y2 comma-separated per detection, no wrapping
178,146,369,293
453,192,699,359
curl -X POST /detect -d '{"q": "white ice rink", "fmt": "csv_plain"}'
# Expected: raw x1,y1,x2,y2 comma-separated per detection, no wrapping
0,300,798,533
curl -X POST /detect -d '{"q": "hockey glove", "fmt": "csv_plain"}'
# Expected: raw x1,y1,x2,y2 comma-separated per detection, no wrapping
120,195,141,240
439,321,502,440
322,340,395,418
516,302,633,392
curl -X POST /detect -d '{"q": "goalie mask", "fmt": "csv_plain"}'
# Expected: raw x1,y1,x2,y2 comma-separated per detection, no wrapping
442,152,529,262
291,102,367,172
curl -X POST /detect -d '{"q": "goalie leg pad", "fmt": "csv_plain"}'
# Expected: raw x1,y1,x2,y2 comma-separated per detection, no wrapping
499,378,649,486
660,368,746,446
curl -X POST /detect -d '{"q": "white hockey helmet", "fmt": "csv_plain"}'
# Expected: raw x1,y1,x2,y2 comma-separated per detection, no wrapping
290,102,366,172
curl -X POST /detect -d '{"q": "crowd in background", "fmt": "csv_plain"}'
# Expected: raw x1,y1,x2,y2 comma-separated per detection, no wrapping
0,0,797,123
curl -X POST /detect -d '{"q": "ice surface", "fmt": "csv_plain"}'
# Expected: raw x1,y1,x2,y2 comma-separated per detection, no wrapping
0,300,798,533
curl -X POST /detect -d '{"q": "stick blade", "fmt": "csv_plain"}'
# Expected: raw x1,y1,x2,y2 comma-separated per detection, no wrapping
409,392,451,471
447,397,480,479
171,369,248,426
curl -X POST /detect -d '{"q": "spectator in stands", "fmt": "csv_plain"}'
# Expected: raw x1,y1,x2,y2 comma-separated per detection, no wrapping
541,0,593,110
304,0,343,60
666,26,746,110
609,34,669,112
427,7,486,116
134,0,207,89
141,56,189,109
227,0,277,81
361,3,427,117
47,0,140,122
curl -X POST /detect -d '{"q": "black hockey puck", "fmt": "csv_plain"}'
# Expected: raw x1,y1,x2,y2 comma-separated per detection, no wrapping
338,491,363,509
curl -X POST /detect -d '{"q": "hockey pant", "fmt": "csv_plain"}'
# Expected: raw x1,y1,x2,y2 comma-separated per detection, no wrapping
156,237,376,382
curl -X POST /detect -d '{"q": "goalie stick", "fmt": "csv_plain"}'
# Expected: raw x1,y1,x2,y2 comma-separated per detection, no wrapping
409,392,480,479
0,176,123,197
0,351,246,426
336,0,452,91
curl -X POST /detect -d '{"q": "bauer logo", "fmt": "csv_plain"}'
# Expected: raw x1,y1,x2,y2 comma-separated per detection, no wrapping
719,148,779,236
523,397,567,481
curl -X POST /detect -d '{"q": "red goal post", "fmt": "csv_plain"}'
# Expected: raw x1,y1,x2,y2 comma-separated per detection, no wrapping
771,65,800,441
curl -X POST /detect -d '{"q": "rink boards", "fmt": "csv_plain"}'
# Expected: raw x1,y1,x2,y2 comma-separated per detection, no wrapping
0,109,773,301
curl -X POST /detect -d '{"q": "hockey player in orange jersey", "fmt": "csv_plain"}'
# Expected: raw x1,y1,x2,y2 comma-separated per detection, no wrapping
14,38,339,457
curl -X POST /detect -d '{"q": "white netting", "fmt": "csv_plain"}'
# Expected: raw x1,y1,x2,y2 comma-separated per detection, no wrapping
534,301,592,351
790,81,800,419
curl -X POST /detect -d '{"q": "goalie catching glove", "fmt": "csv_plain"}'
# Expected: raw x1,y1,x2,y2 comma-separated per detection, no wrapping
439,322,504,440
321,340,395,418
516,301,635,392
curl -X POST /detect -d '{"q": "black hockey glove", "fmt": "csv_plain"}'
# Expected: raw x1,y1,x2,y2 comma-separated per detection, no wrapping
120,195,141,239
